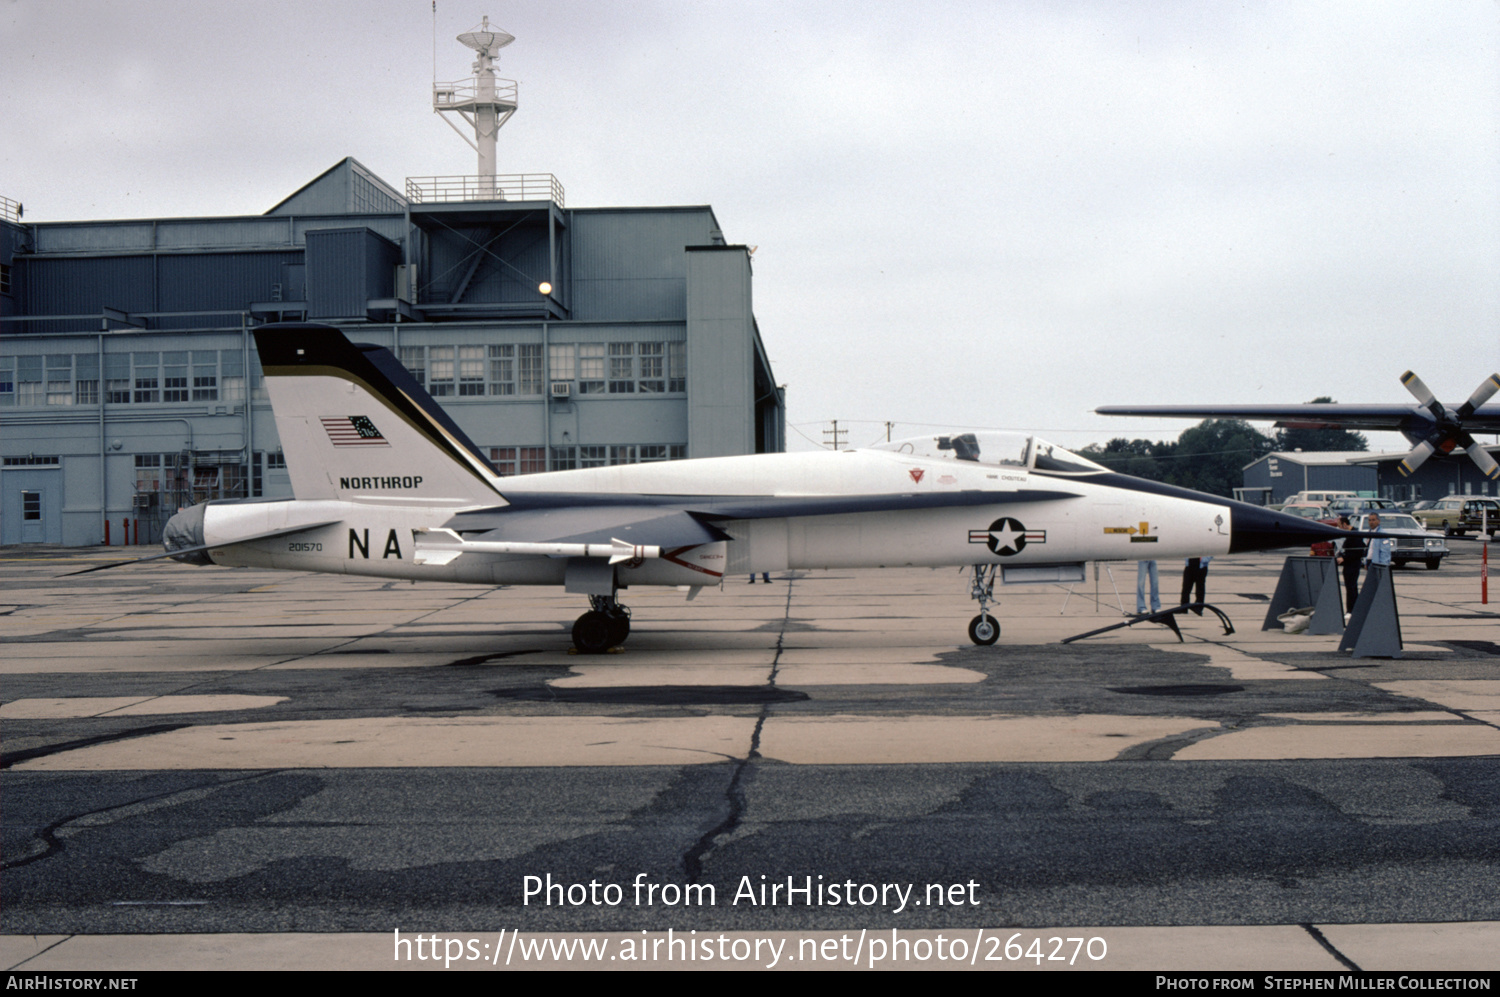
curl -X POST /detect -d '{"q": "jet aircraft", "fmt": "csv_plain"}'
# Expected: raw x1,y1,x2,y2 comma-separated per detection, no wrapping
139,324,1349,651
1097,372,1500,481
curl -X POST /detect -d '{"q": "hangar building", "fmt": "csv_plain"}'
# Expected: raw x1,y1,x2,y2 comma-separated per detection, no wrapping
0,163,784,546
1239,447,1500,506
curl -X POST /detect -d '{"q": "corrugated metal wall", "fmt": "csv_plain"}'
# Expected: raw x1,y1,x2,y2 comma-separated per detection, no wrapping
19,252,303,330
24,255,155,317
568,209,715,322
306,228,399,318
156,252,303,327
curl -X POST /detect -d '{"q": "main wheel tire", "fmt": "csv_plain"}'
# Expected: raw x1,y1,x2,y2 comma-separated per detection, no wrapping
968,613,1000,645
605,611,630,647
572,611,614,654
1426,560,1441,570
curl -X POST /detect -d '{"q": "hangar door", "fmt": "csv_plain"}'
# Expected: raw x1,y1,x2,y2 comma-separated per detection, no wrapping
3,469,63,544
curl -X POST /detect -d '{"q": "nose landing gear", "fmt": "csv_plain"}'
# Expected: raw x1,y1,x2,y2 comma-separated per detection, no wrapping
967,564,1000,645
573,595,631,654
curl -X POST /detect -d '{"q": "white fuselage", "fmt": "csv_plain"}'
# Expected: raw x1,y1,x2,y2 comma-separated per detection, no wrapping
198,449,1232,586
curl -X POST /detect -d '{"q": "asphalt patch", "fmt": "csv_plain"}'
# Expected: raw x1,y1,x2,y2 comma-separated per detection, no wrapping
492,685,810,705
1108,684,1245,697
1445,640,1500,656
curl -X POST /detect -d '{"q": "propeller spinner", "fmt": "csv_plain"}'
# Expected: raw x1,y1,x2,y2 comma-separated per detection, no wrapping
1396,371,1500,480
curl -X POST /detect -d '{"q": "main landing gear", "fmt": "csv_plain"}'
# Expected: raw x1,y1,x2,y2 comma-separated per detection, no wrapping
967,564,1000,646
572,595,631,654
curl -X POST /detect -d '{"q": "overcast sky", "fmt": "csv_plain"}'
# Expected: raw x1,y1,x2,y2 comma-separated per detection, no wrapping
5,0,1498,453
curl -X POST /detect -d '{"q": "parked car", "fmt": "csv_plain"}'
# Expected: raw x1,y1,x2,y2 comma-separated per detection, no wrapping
1355,512,1449,569
1412,496,1500,537
1326,497,1398,518
1281,502,1331,520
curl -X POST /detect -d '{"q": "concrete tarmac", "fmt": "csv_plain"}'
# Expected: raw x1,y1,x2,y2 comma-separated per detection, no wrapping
3,542,1498,971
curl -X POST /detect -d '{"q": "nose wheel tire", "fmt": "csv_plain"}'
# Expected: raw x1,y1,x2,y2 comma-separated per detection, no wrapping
968,613,1000,645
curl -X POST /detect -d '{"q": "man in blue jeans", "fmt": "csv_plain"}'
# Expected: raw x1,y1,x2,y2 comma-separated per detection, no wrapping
1136,560,1160,615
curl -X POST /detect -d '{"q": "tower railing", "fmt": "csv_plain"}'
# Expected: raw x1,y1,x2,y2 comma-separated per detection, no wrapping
432,78,519,111
405,174,565,206
0,195,20,223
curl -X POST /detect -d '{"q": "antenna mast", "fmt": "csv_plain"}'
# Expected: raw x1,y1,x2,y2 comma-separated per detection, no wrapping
432,15,518,198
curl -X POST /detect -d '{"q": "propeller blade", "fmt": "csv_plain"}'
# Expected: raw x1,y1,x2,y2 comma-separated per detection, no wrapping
1457,373,1500,419
1400,370,1445,420
1397,439,1438,477
1465,441,1500,481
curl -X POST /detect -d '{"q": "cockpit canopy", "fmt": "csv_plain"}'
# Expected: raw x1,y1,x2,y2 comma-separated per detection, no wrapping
869,431,1109,474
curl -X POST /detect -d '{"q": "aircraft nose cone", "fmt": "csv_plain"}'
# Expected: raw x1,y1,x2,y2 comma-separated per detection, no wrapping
1228,505,1349,554
164,503,215,565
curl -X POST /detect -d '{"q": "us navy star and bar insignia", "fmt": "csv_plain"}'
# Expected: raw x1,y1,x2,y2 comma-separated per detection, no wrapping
968,517,1046,556
1104,522,1158,542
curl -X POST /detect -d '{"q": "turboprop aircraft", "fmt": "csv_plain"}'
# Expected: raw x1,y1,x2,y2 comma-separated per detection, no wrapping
1097,372,1500,481
134,324,1350,652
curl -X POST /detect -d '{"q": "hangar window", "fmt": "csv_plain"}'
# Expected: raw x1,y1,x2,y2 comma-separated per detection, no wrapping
668,342,686,393
0,357,13,406
3,455,60,466
428,346,455,396
134,454,163,491
548,344,575,384
489,445,549,475
518,345,543,395
488,345,515,395
46,355,74,405
74,354,98,405
489,446,518,475
133,353,160,403
221,350,245,402
458,346,485,396
161,352,190,403
637,343,665,392
16,355,42,405
608,343,635,393
399,346,426,388
545,443,686,471
577,344,605,394
192,351,217,401
105,353,130,403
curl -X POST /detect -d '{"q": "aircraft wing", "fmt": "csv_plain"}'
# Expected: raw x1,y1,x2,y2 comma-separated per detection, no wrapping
445,488,1084,546
1099,373,1500,481
1093,403,1439,432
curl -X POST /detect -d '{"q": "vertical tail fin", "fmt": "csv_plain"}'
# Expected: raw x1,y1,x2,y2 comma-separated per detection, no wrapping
253,323,506,505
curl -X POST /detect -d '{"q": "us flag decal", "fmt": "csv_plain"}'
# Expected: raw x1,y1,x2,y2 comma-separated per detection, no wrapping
321,415,390,447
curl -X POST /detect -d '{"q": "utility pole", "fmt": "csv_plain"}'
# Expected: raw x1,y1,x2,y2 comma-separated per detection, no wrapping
823,420,847,451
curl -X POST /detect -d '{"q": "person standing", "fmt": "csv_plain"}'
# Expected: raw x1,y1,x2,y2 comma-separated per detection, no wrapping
1136,559,1161,615
1334,514,1365,614
1366,512,1393,573
1181,556,1211,615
